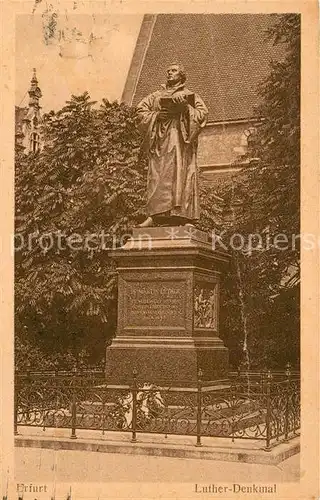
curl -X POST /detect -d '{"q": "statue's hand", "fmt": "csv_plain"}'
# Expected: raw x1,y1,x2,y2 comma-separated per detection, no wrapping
171,93,188,106
157,110,171,121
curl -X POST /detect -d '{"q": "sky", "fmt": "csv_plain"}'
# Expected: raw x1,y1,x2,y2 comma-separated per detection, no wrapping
15,13,143,112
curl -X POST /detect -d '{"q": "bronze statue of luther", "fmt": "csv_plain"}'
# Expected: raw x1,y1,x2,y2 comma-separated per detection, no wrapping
136,63,208,227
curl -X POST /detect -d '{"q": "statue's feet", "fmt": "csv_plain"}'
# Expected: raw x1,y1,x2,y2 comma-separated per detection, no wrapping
138,216,154,228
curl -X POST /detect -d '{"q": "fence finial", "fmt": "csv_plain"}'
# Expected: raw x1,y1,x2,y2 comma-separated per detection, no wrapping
285,362,291,377
54,359,59,377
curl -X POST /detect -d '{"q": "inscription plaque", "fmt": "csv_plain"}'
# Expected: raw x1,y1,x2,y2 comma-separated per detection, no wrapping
125,281,185,327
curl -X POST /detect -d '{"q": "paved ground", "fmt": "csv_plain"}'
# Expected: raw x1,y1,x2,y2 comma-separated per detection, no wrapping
15,446,300,483
15,426,300,465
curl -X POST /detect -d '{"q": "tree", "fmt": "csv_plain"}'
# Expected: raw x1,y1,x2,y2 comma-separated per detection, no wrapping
214,14,300,368
15,94,147,368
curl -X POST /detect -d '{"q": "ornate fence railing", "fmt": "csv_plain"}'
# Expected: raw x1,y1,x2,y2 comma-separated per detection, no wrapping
14,366,300,451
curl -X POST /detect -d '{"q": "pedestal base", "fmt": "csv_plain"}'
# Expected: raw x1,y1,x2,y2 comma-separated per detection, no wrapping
106,337,229,386
107,227,230,387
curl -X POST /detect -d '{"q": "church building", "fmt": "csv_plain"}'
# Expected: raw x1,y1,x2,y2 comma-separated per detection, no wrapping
15,69,42,154
122,14,283,183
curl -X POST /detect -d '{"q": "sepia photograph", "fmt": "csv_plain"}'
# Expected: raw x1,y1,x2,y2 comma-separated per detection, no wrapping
0,2,319,499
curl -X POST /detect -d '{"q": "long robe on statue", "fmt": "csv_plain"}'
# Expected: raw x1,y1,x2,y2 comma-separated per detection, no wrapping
136,82,208,223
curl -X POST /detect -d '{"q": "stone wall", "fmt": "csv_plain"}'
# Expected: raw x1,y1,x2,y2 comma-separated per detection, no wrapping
198,121,252,168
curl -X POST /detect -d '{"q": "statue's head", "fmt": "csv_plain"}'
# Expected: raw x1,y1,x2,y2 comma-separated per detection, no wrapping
166,63,186,87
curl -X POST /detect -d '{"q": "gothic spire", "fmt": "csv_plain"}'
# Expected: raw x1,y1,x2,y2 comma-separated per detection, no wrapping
28,68,42,108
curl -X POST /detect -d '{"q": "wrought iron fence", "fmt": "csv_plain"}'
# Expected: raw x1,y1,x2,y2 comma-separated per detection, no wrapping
15,366,300,451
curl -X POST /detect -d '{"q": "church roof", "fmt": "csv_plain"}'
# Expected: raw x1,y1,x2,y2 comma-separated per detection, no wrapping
124,14,284,122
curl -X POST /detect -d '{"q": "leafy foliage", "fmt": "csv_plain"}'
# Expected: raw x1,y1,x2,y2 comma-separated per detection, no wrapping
15,94,147,367
213,14,300,369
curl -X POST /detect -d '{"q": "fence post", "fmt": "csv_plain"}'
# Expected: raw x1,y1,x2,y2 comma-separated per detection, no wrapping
293,384,299,436
265,370,272,451
229,380,237,443
284,363,291,442
70,366,77,439
53,362,59,430
14,369,19,436
102,398,106,436
26,360,31,378
260,369,267,393
196,368,203,447
54,360,59,379
131,369,138,443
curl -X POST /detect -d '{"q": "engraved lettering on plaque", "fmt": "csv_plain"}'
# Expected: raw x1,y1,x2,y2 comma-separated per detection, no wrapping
126,281,185,327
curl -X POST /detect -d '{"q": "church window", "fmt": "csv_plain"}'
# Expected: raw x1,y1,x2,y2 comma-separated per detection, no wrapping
30,132,40,153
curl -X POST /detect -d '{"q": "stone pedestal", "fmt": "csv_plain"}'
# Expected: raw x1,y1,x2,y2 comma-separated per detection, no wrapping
106,227,230,386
